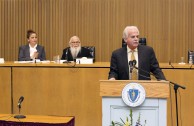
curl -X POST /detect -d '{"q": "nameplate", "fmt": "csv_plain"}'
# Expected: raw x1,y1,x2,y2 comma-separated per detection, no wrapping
76,57,93,64
0,58,5,64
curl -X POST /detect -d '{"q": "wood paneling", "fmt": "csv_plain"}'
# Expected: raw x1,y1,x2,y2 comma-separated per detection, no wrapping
0,67,11,114
12,66,109,126
0,0,194,62
163,69,194,126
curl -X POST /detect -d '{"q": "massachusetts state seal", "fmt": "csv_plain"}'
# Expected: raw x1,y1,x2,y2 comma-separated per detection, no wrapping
122,82,146,107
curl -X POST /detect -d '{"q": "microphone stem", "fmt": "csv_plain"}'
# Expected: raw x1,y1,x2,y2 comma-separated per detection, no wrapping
19,106,21,114
170,81,186,90
129,72,132,80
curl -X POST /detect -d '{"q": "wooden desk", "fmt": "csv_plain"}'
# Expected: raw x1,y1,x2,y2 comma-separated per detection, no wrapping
0,114,74,126
0,62,194,126
11,62,109,126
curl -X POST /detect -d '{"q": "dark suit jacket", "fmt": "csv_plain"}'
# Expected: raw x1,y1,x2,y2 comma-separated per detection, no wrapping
61,47,92,61
108,45,166,80
18,44,46,61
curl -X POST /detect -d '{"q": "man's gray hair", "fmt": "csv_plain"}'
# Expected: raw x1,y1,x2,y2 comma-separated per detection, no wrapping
122,26,139,42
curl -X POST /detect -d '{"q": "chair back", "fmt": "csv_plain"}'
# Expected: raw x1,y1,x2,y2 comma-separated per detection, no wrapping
83,46,95,62
122,38,147,47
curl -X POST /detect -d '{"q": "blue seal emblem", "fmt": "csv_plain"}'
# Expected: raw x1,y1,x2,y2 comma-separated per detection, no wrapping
128,89,140,103
122,82,146,107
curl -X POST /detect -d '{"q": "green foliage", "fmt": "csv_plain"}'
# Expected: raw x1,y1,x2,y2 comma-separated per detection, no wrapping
111,109,147,126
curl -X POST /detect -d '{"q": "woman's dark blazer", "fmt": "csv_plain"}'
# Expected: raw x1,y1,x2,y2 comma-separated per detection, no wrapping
18,44,46,61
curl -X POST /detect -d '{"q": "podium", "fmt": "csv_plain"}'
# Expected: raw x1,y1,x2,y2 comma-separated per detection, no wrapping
100,80,169,126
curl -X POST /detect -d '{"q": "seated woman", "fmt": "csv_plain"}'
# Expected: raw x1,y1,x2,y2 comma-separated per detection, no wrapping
18,30,46,61
61,36,92,61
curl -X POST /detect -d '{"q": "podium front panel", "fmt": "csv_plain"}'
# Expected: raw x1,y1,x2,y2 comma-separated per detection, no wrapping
102,97,167,126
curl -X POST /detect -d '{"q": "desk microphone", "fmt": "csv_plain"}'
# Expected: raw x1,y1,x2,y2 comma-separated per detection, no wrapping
14,96,26,119
66,47,69,61
17,96,24,107
169,59,174,68
35,58,37,63
63,48,71,63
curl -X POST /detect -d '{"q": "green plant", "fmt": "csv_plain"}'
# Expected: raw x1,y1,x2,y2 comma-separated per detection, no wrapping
111,109,146,126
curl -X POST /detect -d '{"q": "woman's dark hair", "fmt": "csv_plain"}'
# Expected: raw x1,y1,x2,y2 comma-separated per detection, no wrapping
27,30,36,39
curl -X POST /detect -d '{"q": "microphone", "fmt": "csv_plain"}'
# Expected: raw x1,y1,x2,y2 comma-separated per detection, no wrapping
17,96,24,107
132,60,137,66
129,60,133,73
132,60,186,89
129,60,137,72
131,60,185,126
63,48,71,63
128,60,138,80
169,59,174,68
130,60,164,80
66,47,69,61
14,96,26,119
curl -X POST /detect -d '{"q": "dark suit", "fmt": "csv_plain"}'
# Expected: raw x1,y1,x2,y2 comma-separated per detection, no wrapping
18,44,46,61
61,47,92,61
108,45,166,80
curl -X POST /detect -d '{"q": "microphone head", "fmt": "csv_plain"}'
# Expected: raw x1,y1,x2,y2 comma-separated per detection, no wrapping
133,60,137,66
129,61,133,66
18,96,24,106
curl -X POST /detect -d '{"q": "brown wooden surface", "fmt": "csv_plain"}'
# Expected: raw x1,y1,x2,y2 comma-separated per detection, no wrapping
0,114,74,123
0,61,110,67
0,67,11,114
1,0,194,63
12,65,109,126
1,61,193,68
100,80,169,98
0,62,194,125
163,69,194,126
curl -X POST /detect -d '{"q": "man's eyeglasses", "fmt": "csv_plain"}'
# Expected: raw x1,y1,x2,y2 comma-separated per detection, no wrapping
71,41,80,44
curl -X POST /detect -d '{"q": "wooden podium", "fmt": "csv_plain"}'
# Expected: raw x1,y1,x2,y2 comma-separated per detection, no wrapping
100,80,169,126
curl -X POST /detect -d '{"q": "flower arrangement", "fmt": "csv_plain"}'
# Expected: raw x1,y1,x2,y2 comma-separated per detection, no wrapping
111,109,147,126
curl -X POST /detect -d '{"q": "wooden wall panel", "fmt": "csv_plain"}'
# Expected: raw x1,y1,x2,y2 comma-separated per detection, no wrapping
0,67,11,114
0,0,194,62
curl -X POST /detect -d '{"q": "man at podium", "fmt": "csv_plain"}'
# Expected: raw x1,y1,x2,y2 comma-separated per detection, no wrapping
108,26,166,80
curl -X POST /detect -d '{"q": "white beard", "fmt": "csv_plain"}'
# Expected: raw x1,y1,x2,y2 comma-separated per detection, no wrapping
70,46,81,59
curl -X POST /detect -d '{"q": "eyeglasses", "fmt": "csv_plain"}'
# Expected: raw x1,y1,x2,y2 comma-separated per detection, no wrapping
71,41,80,44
